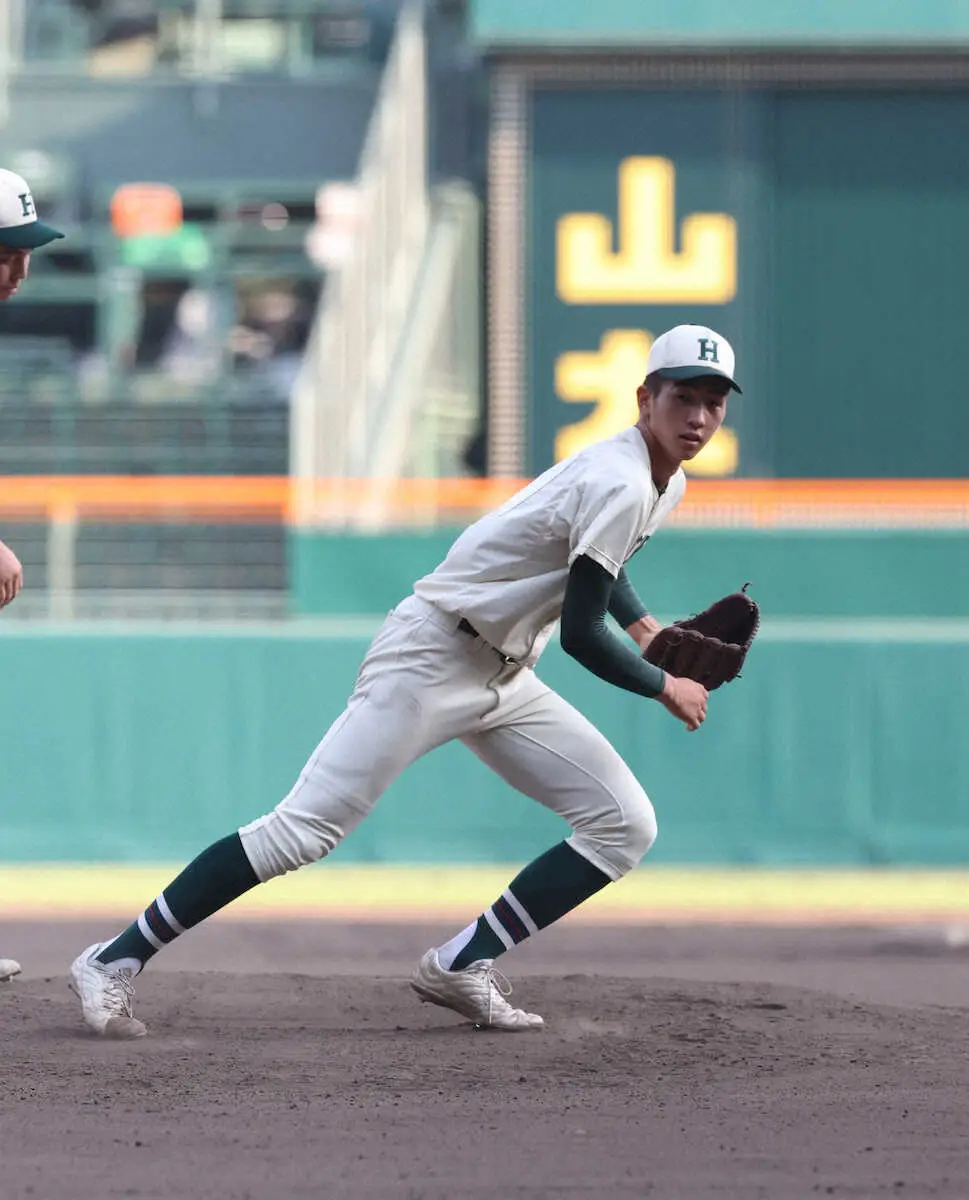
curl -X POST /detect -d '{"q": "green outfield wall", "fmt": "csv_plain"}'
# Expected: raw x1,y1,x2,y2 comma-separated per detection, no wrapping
472,0,969,46
3,615,968,866
291,530,969,619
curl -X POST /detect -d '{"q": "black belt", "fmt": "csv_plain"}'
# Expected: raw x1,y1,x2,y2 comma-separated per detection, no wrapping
457,618,518,665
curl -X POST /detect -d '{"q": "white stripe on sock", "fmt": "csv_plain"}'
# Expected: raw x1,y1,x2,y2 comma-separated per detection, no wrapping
483,906,515,950
137,912,166,951
155,893,186,935
502,889,539,936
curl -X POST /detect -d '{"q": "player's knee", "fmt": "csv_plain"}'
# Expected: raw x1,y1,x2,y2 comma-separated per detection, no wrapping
238,806,344,882
608,793,657,875
621,797,658,867
570,790,657,879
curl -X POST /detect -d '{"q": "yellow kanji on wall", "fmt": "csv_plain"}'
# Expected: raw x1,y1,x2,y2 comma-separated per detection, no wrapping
557,157,737,305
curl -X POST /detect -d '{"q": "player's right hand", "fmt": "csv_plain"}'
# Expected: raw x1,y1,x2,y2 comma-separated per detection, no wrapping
657,673,708,731
0,540,23,609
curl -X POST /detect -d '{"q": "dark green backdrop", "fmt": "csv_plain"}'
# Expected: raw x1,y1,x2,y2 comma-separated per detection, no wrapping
529,86,969,478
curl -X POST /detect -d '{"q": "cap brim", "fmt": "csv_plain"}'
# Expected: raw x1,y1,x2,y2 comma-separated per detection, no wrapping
0,221,65,249
656,365,742,394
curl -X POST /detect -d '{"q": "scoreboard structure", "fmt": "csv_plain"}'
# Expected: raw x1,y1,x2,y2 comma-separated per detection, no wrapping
484,46,969,481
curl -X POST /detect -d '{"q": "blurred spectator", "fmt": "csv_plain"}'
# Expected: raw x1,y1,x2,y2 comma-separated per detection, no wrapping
229,281,317,402
157,287,226,387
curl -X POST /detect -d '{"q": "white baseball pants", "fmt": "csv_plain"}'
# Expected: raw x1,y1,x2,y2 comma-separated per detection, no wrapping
239,595,656,881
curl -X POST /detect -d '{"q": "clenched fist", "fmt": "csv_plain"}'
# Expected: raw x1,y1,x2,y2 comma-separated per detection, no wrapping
657,673,708,732
0,540,23,609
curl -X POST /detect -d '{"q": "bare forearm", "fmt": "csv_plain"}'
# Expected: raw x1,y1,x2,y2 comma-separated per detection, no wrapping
625,613,662,651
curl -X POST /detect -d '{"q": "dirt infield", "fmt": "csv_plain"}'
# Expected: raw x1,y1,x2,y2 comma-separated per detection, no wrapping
2,919,969,1199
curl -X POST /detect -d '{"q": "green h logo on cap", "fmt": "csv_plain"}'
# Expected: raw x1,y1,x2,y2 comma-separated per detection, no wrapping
18,192,34,218
697,337,720,363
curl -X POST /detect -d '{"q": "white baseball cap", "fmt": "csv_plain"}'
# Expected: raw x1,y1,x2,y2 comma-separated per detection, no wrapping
645,323,741,393
0,168,64,250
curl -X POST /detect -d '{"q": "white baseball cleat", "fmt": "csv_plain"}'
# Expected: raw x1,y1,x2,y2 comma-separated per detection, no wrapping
411,948,544,1031
0,957,22,982
70,943,147,1039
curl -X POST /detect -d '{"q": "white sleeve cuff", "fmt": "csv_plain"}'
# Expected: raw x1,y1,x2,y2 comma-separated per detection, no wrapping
568,544,621,577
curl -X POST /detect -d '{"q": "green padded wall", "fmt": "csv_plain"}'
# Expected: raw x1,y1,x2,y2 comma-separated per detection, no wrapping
472,0,969,45
291,530,969,619
3,620,968,865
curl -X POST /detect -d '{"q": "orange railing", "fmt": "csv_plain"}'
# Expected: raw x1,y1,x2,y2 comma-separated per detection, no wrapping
0,476,296,523
2,476,969,527
0,476,526,524
666,478,969,528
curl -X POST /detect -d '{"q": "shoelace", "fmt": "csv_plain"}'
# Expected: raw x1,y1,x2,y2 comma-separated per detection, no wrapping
481,964,513,1026
96,964,136,1017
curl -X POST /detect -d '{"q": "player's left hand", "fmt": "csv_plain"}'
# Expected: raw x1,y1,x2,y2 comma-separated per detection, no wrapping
0,540,24,608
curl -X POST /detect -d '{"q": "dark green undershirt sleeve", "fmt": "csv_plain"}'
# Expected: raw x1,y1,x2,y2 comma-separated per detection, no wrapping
607,566,650,630
560,555,666,699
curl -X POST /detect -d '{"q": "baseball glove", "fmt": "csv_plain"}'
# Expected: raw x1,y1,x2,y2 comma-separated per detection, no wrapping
643,585,760,689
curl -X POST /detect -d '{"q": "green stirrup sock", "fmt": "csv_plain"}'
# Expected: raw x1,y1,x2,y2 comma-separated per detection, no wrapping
448,841,612,970
96,833,259,971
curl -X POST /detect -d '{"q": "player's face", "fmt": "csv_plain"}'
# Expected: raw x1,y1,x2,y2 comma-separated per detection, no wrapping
0,245,30,299
637,377,729,465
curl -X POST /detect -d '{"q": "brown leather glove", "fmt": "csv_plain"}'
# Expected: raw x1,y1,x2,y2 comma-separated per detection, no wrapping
643,586,760,690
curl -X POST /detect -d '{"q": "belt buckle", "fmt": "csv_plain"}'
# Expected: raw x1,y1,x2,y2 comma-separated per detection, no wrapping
458,616,517,665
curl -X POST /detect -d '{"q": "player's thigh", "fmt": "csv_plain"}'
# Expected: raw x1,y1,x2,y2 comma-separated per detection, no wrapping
462,681,655,868
276,603,488,821
285,679,427,817
240,629,458,876
282,618,465,823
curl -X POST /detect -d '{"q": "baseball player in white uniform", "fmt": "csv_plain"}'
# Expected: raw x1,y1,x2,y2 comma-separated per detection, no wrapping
70,324,739,1037
0,168,65,986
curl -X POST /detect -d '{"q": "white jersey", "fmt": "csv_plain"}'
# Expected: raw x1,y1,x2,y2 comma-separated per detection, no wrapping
413,427,686,666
